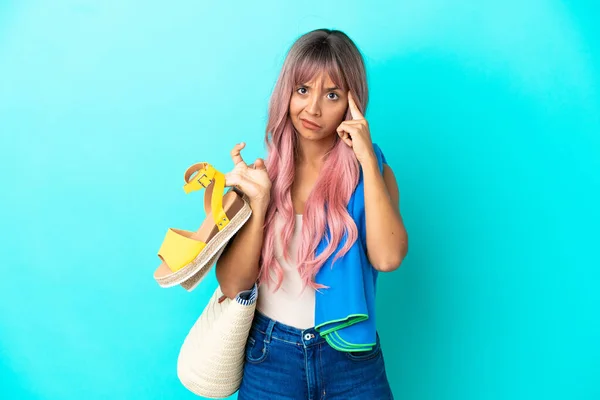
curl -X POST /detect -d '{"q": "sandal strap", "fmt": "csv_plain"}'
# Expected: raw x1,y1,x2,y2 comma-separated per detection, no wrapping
182,162,231,232
183,162,217,193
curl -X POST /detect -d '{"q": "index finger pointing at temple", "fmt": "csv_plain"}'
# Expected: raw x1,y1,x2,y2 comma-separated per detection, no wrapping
347,91,364,120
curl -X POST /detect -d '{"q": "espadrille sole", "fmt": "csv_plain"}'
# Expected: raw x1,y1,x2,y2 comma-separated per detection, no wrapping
179,238,228,292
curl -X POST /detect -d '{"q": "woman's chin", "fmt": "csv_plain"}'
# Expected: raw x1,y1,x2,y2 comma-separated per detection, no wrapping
296,127,334,140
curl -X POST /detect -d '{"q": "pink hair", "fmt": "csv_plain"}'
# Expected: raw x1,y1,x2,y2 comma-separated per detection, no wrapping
259,29,370,292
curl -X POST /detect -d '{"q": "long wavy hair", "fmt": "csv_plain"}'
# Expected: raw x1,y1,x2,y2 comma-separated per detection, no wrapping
259,29,369,292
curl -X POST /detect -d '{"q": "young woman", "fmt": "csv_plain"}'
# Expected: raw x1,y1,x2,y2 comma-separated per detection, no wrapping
217,28,408,400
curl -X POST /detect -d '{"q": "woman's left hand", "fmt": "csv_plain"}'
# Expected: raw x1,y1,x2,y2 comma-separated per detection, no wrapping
336,90,376,165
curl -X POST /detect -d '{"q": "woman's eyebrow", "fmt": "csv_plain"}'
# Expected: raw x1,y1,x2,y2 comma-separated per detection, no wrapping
301,84,340,91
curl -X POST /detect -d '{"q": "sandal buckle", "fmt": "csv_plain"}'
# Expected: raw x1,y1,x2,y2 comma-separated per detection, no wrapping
197,173,212,188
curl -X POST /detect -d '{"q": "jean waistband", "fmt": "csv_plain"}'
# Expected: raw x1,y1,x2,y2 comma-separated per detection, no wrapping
252,309,326,347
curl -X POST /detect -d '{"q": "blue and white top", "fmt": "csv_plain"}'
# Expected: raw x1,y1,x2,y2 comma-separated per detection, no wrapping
243,143,388,352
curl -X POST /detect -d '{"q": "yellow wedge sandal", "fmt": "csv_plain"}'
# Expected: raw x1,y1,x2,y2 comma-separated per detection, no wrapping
154,162,252,290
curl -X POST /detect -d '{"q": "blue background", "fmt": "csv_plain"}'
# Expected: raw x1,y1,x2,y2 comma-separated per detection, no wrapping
1,1,598,399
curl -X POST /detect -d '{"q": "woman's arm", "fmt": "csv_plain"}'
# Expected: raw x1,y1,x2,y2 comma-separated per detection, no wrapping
215,210,265,299
362,159,408,272
215,142,272,299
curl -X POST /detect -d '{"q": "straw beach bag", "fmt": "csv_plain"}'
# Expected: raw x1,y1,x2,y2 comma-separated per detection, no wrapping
177,284,257,398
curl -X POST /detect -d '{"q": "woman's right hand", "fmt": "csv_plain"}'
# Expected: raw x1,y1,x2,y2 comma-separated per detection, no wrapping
225,142,272,215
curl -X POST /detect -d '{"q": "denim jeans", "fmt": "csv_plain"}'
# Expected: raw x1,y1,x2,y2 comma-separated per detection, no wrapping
237,309,394,400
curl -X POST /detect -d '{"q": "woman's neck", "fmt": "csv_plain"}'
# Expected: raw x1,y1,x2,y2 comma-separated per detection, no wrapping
296,134,336,169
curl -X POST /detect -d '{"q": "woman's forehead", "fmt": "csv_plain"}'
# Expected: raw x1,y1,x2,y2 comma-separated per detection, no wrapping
293,60,346,89
302,70,338,87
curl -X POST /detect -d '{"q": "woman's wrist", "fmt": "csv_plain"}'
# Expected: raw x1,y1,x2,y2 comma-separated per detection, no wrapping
250,198,270,218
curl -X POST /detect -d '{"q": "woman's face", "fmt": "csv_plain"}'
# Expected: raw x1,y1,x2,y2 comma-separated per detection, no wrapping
289,71,348,140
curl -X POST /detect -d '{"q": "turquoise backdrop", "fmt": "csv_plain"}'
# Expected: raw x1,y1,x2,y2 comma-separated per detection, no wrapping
1,1,598,399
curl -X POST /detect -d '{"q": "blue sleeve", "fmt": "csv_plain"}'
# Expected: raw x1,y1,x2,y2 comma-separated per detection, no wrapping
372,143,387,174
235,283,258,305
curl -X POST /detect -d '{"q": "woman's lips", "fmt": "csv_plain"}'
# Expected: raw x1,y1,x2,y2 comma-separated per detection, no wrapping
301,118,321,130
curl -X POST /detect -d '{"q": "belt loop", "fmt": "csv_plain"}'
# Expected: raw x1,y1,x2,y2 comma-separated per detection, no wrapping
264,319,276,344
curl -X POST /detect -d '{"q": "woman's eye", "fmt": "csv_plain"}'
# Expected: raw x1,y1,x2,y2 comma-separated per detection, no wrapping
296,87,338,100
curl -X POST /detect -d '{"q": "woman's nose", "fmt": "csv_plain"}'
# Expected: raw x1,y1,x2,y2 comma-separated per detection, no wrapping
306,95,321,115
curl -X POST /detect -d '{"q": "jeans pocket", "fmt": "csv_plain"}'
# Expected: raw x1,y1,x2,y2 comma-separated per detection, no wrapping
245,332,269,364
344,337,382,362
